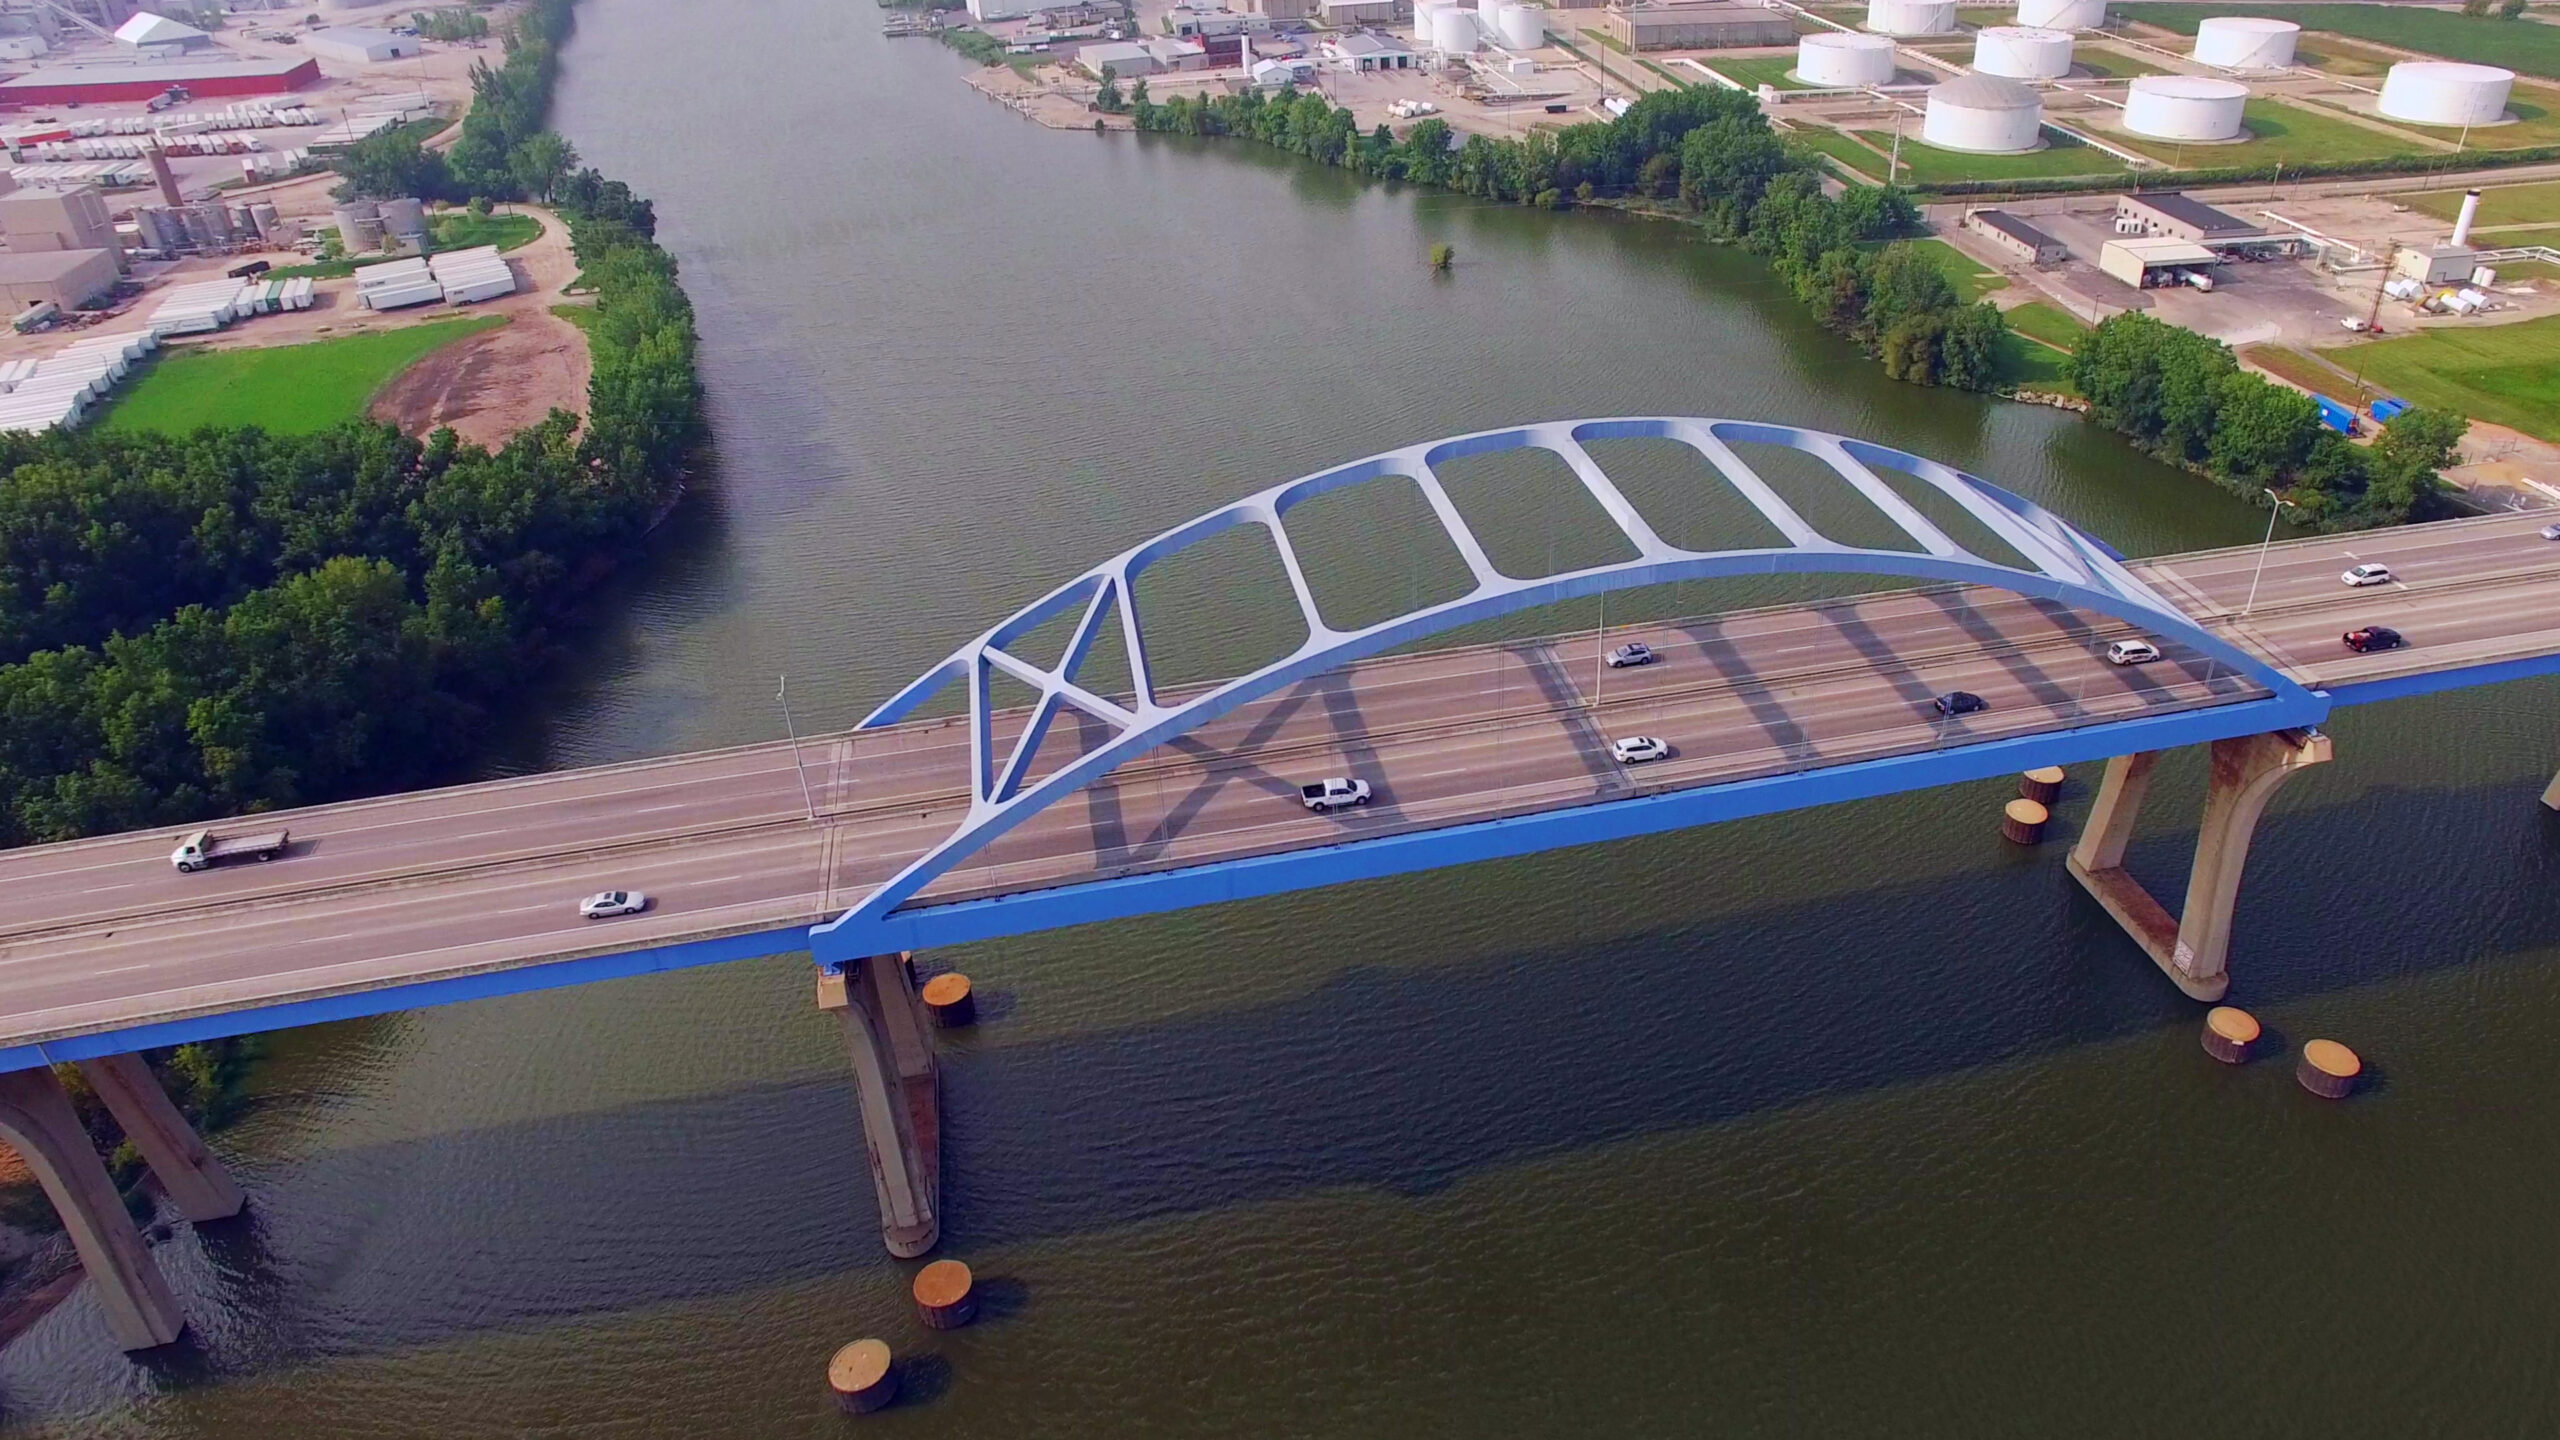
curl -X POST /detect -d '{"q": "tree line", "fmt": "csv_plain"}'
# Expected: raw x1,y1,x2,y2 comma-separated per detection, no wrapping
2069,313,2462,527
1129,84,2005,387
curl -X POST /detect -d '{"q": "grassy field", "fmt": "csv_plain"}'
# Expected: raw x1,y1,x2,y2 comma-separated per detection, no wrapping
1856,130,2132,183
2293,38,2402,77
429,210,544,253
1897,236,2008,302
2003,300,2089,353
1997,330,2077,394
2316,315,2560,441
2461,93,2560,151
2114,99,2424,167
2473,224,2560,249
2111,4,2560,81
2242,344,2379,408
551,303,599,332
2069,50,2169,79
1792,127,1888,181
98,318,506,436
1697,54,1811,89
2409,179,2560,223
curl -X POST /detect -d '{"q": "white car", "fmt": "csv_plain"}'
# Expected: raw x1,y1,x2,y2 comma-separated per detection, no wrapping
2105,639,2161,666
1610,735,1670,765
1299,777,1371,812
1605,642,1656,669
2341,563,2394,587
578,890,649,919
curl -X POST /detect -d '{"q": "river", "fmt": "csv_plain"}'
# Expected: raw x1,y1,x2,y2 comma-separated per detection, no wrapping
6,1,2560,1433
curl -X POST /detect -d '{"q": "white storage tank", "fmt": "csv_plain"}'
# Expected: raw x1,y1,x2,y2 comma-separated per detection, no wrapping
2014,0,2102,29
1497,3,1543,50
377,195,428,242
1922,72,2043,152
1797,30,1896,86
1866,0,1954,36
2122,74,2248,139
1972,26,2072,80
2192,16,2297,69
2378,61,2513,127
1430,5,1479,51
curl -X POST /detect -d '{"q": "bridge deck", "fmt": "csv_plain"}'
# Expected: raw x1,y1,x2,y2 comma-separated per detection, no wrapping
1,510,2553,1061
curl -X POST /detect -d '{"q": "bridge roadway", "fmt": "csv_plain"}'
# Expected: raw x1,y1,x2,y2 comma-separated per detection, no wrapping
1,510,2555,1062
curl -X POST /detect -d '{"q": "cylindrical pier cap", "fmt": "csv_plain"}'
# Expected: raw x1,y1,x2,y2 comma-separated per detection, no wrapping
2019,766,2065,806
828,1339,898,1414
913,1259,978,1329
2000,798,2050,845
2201,1006,2261,1064
921,972,977,1028
2296,1038,2362,1098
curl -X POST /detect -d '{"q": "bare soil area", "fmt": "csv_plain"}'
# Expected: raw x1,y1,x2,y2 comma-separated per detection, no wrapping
369,307,592,446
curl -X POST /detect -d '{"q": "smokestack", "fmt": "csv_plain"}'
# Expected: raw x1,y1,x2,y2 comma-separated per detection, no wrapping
2452,188,2482,248
147,143,182,210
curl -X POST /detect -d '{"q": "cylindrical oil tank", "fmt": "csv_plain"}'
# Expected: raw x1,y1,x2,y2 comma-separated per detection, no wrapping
2192,16,2297,68
2122,74,2248,138
1866,0,1954,36
1416,0,1449,29
329,198,378,245
377,194,427,241
2014,0,2102,29
1922,73,2043,152
1430,5,1479,51
346,215,386,252
1972,26,2071,80
249,201,281,239
2378,61,2513,126
1497,3,1543,50
1797,30,1896,86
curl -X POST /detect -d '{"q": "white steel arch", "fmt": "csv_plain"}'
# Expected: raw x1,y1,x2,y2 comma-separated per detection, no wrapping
814,418,2306,951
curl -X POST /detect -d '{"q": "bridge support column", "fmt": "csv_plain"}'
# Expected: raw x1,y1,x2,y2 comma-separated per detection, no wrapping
0,1066,186,1352
2068,729,2332,1001
2543,767,2560,812
818,954,940,1259
76,1054,244,1224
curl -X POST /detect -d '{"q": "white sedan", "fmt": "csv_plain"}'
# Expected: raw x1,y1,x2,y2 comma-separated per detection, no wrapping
578,890,650,919
1611,735,1670,765
2341,563,2394,587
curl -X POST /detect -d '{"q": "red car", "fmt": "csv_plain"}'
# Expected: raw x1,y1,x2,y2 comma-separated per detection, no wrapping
2342,626,2403,653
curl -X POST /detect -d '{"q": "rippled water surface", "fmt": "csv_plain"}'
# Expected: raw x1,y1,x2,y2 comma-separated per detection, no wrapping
6,0,2560,1433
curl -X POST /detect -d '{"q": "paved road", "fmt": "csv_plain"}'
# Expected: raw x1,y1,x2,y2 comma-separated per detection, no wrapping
2,510,2553,1055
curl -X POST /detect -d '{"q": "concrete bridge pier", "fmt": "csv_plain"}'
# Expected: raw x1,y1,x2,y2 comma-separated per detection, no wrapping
2067,729,2333,1001
2542,767,2560,812
0,1065,187,1352
818,953,941,1258
75,1054,245,1223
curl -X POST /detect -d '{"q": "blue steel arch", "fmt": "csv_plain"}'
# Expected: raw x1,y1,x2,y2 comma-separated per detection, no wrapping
814,418,2309,959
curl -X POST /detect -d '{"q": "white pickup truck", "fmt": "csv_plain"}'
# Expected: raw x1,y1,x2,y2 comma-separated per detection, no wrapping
1299,778,1371,812
170,827,290,872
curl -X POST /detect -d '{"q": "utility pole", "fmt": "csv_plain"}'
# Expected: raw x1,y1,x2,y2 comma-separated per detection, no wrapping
777,674,818,822
1592,588,1606,710
2241,488,2287,618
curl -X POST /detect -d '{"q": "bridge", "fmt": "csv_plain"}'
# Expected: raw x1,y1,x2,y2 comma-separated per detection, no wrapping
3,419,2556,1352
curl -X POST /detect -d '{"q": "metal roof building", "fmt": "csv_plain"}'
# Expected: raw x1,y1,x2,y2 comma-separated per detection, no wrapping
2113,191,2262,243
0,58,321,104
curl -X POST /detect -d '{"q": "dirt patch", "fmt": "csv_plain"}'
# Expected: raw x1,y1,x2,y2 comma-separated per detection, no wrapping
369,309,592,448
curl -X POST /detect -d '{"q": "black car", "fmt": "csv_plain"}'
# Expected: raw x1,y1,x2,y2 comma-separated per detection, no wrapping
1933,690,1988,716
2342,626,2404,653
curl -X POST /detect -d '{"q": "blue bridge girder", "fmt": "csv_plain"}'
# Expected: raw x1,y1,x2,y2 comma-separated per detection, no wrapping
809,418,2324,967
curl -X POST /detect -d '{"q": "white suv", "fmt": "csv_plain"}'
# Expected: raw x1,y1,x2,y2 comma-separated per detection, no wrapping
2341,563,2394,587
1610,736,1670,764
2105,639,2161,666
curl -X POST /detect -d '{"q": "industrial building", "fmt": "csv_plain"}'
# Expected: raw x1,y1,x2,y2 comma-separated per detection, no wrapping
1921,73,2042,154
1607,1,1791,50
1240,0,1317,18
1323,30,1416,68
1795,31,1895,86
2192,15,2296,68
1972,26,2071,81
1317,0,1406,23
1963,208,2067,267
2099,237,2216,289
2112,191,2260,244
2377,61,2513,128
0,248,116,314
303,27,427,64
0,57,319,104
0,184,119,265
111,10,210,54
2122,74,2249,140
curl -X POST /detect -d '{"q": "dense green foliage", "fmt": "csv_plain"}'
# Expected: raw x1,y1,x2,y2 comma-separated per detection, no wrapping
411,7,492,41
935,26,1008,64
1129,84,2010,389
0,0,700,847
2068,313,2462,528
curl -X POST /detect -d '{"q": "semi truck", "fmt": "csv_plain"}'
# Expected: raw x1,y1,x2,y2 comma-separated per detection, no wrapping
170,827,290,872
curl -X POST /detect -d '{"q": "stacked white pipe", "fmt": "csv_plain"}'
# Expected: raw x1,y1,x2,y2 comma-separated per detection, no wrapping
2378,61,2513,127
2192,16,2296,69
428,245,517,305
1797,31,1896,86
2014,0,2101,29
1866,0,1953,36
2122,74,2248,139
1972,26,2072,80
149,277,262,336
0,330,159,434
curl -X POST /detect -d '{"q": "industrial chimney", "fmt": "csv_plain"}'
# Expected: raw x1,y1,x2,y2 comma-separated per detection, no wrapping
2452,188,2482,248
147,143,182,211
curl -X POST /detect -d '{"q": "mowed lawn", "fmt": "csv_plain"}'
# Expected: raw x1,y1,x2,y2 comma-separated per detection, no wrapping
1895,236,2007,302
2409,179,2560,224
1697,54,1811,89
100,317,507,436
2116,100,2421,167
2319,315,2560,443
2112,4,2560,81
1857,131,2132,183
2003,300,2089,353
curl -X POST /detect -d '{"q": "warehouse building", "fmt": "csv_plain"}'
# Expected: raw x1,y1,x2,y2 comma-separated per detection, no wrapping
112,11,211,55
0,58,320,104
0,249,118,314
1608,1,1793,50
2112,191,2261,244
2100,236,2216,289
1963,208,2066,267
304,27,427,64
0,185,121,268
1318,0,1408,24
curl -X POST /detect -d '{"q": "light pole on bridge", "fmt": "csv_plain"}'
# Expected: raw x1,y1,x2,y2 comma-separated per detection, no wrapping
2240,487,2294,619
778,674,818,823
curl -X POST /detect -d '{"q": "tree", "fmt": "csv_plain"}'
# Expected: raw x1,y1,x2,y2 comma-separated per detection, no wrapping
1096,63,1124,113
1428,242,1454,271
2205,373,2320,486
331,127,451,202
508,130,580,205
